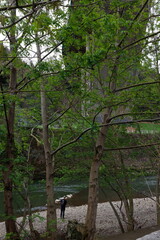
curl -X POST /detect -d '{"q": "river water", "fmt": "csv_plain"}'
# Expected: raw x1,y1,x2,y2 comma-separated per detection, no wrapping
0,175,158,221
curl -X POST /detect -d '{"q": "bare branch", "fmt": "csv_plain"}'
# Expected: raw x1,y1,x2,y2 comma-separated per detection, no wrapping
39,41,63,63
51,117,160,155
0,9,36,30
142,14,160,22
122,31,160,50
114,80,160,93
63,1,101,8
0,0,59,11
30,128,42,145
17,70,60,92
48,106,71,126
51,127,91,155
118,0,150,48
1,56,16,69
16,41,63,90
109,112,160,122
104,142,160,151
0,89,63,94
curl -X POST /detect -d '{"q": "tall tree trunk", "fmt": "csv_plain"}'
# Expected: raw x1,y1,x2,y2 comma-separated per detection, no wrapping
85,109,112,240
156,148,160,225
36,38,57,239
41,85,57,240
156,167,160,225
3,137,19,239
3,0,19,238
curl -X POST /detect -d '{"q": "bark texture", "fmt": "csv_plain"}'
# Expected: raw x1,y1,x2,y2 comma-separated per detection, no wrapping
2,0,19,238
85,110,112,240
41,86,57,240
35,32,57,239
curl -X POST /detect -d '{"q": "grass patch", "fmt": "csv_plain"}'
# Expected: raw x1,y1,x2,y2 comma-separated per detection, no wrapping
138,123,160,133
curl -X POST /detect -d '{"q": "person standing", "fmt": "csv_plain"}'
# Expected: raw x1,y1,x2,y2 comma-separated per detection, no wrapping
60,196,67,219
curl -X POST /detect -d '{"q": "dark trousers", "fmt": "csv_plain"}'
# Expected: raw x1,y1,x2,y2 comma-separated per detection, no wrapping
60,207,65,218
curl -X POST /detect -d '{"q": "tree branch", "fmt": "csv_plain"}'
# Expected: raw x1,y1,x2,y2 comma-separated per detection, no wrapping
48,106,71,126
114,80,160,93
0,9,36,30
109,112,160,122
16,41,63,90
0,0,59,11
104,142,160,151
122,31,160,51
30,128,42,145
16,70,60,92
51,127,91,155
51,117,160,155
118,0,150,48
0,81,10,136
142,14,160,22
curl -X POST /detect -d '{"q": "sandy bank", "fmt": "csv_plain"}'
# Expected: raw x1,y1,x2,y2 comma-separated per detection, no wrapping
0,197,157,239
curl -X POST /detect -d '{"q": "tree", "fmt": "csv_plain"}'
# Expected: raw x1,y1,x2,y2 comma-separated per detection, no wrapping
63,1,160,239
0,1,64,238
35,33,57,238
0,0,20,238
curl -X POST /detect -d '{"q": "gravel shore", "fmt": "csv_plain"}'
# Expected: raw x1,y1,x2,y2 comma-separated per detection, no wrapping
0,197,157,239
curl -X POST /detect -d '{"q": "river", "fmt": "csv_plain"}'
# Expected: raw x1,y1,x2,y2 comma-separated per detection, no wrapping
0,175,158,221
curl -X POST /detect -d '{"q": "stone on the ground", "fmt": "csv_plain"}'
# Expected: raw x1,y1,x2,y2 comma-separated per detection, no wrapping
137,230,160,240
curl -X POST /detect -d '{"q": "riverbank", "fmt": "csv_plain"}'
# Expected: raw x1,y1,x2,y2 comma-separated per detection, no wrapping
0,197,158,239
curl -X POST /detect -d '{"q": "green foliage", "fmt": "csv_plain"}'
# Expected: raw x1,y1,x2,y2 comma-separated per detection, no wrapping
0,2,159,237
0,124,6,153
138,123,160,134
5,232,18,240
56,166,89,183
30,212,45,222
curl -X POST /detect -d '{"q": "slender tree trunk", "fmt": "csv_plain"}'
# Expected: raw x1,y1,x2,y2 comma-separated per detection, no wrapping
156,158,160,225
123,198,134,231
109,201,125,233
154,27,160,225
85,109,112,240
36,38,57,239
3,131,19,239
41,85,57,240
119,152,134,231
2,1,19,238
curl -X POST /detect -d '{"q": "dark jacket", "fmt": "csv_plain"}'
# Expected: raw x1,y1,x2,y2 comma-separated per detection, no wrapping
60,199,67,210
